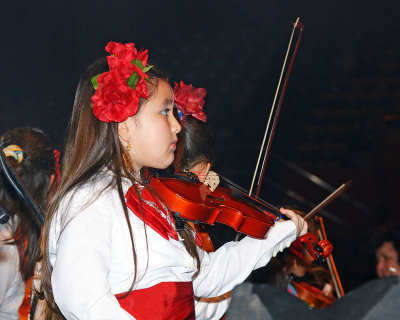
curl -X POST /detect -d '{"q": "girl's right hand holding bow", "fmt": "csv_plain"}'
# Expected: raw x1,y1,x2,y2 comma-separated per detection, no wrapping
280,208,308,237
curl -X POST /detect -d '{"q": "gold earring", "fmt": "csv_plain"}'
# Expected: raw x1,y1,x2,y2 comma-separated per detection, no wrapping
125,142,131,152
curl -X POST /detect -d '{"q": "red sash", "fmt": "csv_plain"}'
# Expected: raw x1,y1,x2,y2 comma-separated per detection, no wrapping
116,282,195,320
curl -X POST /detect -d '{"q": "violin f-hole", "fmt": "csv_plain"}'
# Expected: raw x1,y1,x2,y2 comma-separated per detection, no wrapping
206,194,225,202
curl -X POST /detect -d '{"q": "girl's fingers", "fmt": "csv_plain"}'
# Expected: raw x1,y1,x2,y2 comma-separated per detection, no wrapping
280,208,295,219
280,208,308,237
299,220,308,237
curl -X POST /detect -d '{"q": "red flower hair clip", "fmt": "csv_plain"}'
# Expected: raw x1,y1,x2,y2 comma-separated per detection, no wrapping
53,149,61,185
173,81,207,123
91,41,153,122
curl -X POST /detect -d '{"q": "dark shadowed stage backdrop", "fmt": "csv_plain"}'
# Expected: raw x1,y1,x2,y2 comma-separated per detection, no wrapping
1,0,399,291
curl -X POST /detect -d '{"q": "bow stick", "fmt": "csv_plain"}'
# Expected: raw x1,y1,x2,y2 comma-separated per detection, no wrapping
249,17,304,198
303,180,352,221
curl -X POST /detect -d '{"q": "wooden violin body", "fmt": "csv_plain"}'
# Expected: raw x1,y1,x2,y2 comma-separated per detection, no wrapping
290,281,336,309
149,174,276,239
148,172,333,264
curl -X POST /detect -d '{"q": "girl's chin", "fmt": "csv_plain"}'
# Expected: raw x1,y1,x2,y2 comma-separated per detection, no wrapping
154,159,174,170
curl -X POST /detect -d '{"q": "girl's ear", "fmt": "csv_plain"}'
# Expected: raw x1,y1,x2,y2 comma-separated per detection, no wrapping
204,162,211,176
118,120,129,143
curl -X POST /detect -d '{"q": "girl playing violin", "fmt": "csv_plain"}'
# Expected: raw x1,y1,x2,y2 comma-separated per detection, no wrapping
41,41,307,320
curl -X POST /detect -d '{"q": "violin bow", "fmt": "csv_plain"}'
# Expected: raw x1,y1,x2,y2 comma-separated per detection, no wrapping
249,17,304,198
271,153,369,215
303,180,352,221
263,177,351,229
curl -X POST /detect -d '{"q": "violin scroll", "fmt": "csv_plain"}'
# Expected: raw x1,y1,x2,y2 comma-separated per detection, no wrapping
317,239,334,258
298,233,333,264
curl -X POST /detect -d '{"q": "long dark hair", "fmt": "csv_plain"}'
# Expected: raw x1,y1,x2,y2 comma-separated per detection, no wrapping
41,58,200,319
0,127,56,281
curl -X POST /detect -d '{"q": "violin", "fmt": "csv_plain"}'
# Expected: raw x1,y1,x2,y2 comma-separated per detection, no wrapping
285,232,336,308
146,170,331,262
148,170,276,238
287,232,336,308
290,281,336,309
297,233,333,264
287,215,342,309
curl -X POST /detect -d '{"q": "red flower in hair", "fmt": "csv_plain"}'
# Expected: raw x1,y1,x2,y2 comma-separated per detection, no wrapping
90,41,153,123
173,81,207,122
106,42,149,84
106,56,136,79
92,70,140,122
106,42,148,66
53,149,61,184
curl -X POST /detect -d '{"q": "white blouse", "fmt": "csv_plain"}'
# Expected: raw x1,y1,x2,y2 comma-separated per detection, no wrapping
49,174,296,320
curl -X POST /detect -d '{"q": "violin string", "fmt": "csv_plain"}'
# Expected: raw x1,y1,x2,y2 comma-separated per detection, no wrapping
219,174,251,194
218,174,281,214
190,171,208,179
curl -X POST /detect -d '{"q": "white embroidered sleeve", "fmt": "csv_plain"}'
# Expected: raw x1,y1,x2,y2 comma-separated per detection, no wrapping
193,220,297,298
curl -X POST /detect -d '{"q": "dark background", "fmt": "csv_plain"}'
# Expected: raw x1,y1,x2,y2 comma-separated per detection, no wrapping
1,1,399,291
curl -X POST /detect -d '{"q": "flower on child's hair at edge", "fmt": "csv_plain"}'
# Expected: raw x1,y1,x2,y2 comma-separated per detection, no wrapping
173,81,207,122
90,41,153,123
